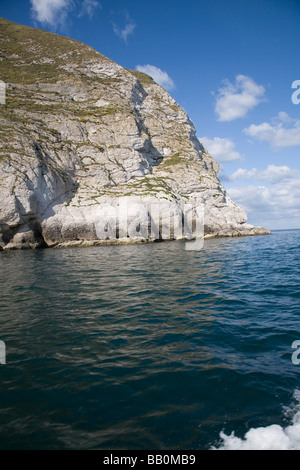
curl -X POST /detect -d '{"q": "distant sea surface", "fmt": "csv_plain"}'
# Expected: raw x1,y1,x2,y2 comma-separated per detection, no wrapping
1,230,300,450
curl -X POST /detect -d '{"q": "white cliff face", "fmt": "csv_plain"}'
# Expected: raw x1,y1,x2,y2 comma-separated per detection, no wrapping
0,18,269,250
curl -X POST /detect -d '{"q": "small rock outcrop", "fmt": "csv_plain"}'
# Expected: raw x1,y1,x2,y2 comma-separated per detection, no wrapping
0,18,269,250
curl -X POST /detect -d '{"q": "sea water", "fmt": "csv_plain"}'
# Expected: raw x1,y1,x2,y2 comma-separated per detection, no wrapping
0,230,300,450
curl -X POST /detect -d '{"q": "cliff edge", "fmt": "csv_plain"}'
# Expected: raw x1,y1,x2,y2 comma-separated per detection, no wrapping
0,18,270,250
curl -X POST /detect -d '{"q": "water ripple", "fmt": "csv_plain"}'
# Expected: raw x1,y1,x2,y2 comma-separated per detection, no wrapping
0,231,300,449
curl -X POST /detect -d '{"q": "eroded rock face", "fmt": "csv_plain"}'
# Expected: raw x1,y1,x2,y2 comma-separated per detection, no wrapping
0,18,269,250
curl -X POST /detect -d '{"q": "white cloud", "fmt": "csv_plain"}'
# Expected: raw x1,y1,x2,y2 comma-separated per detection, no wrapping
244,112,300,149
112,12,136,43
226,164,300,229
113,22,136,42
30,0,100,28
199,136,243,163
229,164,300,184
79,0,101,19
228,184,300,229
135,65,175,91
214,75,266,122
30,0,74,26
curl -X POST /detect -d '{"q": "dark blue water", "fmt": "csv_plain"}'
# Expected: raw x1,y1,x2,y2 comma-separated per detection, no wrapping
0,230,300,450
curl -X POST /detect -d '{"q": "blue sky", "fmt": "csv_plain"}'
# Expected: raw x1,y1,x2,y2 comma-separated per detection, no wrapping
1,0,300,230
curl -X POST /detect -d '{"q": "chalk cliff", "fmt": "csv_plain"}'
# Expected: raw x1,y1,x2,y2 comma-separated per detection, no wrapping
0,18,269,249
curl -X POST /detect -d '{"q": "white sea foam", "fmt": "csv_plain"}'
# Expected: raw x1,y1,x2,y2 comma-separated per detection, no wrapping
213,390,300,450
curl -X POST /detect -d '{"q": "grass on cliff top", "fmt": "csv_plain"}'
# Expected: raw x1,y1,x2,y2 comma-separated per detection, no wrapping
126,69,156,86
0,17,110,63
0,17,114,84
